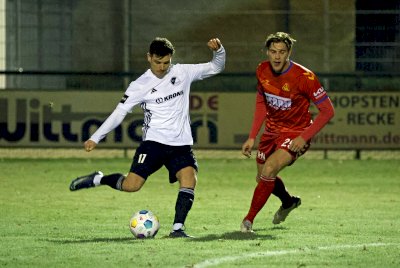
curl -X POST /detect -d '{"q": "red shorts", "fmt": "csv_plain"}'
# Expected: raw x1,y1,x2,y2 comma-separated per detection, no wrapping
256,131,311,165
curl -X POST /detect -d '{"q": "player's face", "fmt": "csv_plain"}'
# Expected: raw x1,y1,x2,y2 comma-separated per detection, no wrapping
267,42,291,73
147,53,172,79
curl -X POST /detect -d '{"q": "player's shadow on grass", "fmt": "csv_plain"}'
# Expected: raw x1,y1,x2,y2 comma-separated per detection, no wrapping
44,227,286,244
192,230,276,242
44,237,134,244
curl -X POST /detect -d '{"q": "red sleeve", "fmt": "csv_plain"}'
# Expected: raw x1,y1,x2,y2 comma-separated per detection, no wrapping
300,97,335,141
249,91,267,139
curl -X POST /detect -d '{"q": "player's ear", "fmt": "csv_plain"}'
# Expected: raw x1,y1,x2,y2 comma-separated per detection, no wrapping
147,53,152,63
287,48,292,59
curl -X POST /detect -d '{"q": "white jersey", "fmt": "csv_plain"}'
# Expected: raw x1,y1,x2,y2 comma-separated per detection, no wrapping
90,46,225,146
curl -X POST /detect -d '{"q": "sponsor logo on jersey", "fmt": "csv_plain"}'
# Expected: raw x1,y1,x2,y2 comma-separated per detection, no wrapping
171,77,176,85
151,88,157,94
264,93,291,110
313,87,325,98
282,83,290,92
155,90,184,104
120,94,128,103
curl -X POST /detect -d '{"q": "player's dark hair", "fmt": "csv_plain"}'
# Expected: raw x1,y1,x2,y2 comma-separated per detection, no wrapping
264,32,296,51
149,37,175,57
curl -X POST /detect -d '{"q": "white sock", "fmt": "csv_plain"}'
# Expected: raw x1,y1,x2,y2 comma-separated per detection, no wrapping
93,171,104,186
172,223,183,231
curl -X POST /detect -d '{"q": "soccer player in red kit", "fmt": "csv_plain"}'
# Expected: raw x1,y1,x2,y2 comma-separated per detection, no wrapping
240,32,335,232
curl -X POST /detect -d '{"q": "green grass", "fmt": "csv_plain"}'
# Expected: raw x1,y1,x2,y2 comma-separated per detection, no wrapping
0,156,399,267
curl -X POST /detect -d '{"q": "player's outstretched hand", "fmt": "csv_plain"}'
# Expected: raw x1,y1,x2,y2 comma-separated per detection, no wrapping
242,138,255,158
207,38,222,51
84,139,97,152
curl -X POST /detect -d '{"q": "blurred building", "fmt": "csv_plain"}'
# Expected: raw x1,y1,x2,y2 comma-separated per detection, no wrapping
1,0,399,91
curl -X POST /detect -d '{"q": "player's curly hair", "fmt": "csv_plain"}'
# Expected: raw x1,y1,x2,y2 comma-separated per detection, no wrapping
149,37,175,56
264,32,296,51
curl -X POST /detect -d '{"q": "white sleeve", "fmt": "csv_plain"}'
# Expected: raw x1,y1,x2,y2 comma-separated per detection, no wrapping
90,107,128,144
210,46,226,74
188,46,226,81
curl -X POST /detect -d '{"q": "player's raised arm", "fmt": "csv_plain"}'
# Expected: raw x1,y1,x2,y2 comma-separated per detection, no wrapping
194,38,225,80
207,38,222,51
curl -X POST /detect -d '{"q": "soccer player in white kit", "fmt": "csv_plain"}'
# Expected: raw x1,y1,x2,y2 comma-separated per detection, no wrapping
69,37,225,238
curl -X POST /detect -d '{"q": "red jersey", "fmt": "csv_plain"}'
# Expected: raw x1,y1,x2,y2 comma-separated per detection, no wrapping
256,60,329,134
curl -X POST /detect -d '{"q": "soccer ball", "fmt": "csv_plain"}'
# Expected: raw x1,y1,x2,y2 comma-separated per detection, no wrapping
129,210,160,239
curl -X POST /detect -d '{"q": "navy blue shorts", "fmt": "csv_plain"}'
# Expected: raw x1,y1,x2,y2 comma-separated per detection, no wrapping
130,140,198,183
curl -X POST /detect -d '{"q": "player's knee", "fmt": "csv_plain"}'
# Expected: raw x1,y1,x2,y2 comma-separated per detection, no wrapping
122,174,145,192
178,174,197,189
176,167,197,188
262,165,278,178
179,176,197,189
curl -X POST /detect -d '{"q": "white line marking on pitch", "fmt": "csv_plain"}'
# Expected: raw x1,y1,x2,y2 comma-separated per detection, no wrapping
191,242,398,268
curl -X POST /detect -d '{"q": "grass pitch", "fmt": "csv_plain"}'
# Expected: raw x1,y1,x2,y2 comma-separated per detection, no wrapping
0,154,399,267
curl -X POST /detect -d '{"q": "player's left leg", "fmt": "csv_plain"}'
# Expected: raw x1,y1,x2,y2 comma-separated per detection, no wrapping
165,146,198,238
272,139,310,224
272,176,293,207
169,166,197,238
272,196,301,224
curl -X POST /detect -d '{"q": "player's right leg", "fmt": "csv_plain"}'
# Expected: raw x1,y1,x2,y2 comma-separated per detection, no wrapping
70,141,161,192
240,175,275,232
240,219,254,233
69,171,145,192
240,148,292,232
69,171,103,191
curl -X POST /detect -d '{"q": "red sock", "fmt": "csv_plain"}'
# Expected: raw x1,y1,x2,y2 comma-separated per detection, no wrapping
244,176,275,223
